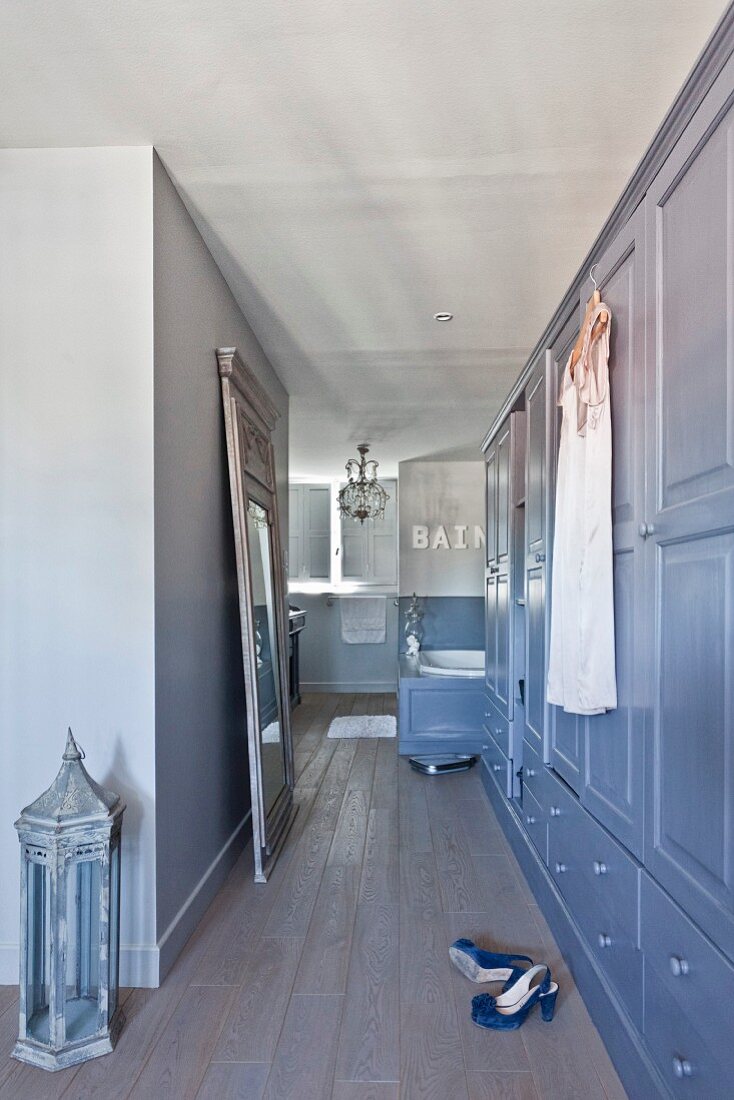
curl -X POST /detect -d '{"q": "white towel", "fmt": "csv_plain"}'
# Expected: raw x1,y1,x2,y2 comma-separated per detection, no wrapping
340,596,387,644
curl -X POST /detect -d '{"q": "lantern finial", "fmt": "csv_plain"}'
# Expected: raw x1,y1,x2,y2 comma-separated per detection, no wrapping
63,727,84,761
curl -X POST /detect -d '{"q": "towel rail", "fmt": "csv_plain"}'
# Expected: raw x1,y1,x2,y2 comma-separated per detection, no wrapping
325,595,399,607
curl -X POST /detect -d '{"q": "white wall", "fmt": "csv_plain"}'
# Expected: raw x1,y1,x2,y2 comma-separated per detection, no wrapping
0,148,156,984
398,460,485,597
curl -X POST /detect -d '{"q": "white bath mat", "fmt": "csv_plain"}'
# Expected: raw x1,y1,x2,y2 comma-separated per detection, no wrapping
327,715,397,739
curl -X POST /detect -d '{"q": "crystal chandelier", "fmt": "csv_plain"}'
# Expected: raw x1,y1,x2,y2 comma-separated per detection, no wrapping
337,443,389,524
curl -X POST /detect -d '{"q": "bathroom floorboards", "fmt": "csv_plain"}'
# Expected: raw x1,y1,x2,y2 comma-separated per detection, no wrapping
0,692,626,1099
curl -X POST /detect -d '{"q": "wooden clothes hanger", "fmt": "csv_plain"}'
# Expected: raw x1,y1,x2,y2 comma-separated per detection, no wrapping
570,265,609,379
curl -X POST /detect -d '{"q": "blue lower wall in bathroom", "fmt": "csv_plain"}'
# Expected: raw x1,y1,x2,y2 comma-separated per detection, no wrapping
398,596,484,653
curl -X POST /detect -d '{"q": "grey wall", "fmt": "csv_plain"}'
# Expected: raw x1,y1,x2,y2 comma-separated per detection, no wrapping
153,155,289,972
295,594,399,692
397,596,485,653
399,460,485,597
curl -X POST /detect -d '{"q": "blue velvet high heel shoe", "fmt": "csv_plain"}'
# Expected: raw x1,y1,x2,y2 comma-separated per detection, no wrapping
449,938,533,990
471,964,559,1030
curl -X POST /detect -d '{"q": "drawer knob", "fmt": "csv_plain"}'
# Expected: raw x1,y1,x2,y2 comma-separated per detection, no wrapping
535,552,546,563
492,763,502,773
550,806,560,817
526,814,536,825
672,1056,692,1079
669,955,690,978
598,933,612,949
555,861,566,874
526,767,536,778
593,860,608,876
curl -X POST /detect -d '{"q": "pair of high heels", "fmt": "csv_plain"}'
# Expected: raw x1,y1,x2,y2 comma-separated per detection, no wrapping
449,938,559,1031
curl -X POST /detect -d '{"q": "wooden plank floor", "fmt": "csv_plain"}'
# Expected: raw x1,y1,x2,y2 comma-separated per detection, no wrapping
0,693,626,1099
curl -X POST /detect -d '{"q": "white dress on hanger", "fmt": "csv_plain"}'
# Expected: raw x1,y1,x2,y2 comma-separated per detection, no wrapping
547,303,617,715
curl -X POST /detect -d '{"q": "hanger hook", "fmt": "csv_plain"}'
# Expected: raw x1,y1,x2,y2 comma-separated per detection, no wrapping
589,262,599,289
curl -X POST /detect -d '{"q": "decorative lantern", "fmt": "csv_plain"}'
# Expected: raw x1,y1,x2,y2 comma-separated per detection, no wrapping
13,730,125,1071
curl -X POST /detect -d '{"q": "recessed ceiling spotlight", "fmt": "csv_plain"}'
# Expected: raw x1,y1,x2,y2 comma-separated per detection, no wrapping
433,311,453,322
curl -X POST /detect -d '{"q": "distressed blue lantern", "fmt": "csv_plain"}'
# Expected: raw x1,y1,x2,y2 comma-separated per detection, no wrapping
13,730,125,1071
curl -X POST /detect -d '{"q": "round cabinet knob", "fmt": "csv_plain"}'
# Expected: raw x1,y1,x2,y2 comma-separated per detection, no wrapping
492,763,502,773
555,861,566,874
550,806,560,817
669,955,690,978
526,767,536,778
672,1057,692,1079
535,552,546,563
526,815,536,825
598,933,612,949
638,521,657,539
593,860,608,876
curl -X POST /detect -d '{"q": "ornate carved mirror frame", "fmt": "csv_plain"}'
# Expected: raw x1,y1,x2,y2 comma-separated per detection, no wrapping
217,347,296,881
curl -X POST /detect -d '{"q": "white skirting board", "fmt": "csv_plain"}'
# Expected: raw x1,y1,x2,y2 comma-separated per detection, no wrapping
0,811,251,989
302,680,397,693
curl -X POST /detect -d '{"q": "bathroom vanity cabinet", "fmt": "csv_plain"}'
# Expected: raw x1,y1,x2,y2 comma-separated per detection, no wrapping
481,21,734,1099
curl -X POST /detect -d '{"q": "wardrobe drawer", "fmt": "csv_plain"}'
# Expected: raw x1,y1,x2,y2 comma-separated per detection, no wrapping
549,812,642,1025
522,783,547,864
547,778,639,944
482,737,512,799
644,961,729,1099
484,702,511,758
576,881,643,1028
521,736,548,809
641,874,734,1068
572,813,640,945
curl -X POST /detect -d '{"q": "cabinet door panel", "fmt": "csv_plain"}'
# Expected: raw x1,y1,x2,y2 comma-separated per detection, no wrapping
524,564,545,755
524,358,550,759
525,367,546,557
368,480,397,582
495,572,511,719
496,422,511,568
341,530,367,580
485,574,498,701
582,207,646,856
304,486,331,580
657,123,734,513
288,485,303,579
650,531,734,951
553,711,584,794
371,532,397,584
486,445,498,566
645,58,734,956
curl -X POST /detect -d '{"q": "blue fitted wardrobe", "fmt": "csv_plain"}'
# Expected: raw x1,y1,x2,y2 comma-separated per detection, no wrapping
480,9,734,1098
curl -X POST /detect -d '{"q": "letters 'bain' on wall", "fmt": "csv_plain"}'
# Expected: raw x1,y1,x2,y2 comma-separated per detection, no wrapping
412,524,485,550
399,459,485,597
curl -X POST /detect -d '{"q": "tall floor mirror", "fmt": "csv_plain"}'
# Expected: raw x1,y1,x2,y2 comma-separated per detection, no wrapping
217,347,296,881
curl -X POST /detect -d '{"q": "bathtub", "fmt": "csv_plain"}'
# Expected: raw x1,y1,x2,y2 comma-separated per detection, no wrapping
399,652,486,755
417,649,485,678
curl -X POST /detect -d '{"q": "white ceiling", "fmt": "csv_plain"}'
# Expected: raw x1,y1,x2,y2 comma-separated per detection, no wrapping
0,1,726,476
